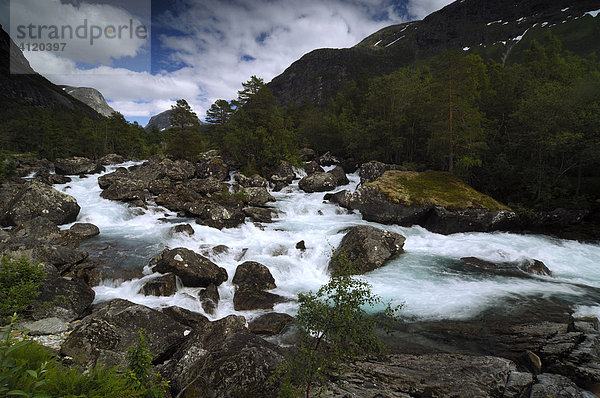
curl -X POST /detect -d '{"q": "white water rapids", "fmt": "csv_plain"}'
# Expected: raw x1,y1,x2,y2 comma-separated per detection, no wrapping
55,162,600,323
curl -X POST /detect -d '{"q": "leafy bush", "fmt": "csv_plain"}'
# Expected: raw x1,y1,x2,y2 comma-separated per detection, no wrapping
273,258,401,397
1,321,169,397
0,257,45,323
125,329,169,398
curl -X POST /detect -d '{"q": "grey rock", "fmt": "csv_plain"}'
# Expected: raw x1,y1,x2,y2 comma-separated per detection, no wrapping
21,317,70,336
150,247,227,288
61,299,188,369
172,223,194,236
324,189,352,208
359,160,404,184
304,160,324,175
325,354,516,398
248,313,294,335
241,187,275,207
298,172,338,193
232,261,276,290
503,371,534,398
328,165,349,186
186,177,226,195
243,206,276,223
530,373,595,398
165,315,283,397
30,263,94,322
199,283,220,315
67,223,100,240
62,86,115,117
195,202,245,229
234,173,269,188
329,225,405,276
233,287,286,311
141,273,178,296
54,157,104,175
0,180,80,226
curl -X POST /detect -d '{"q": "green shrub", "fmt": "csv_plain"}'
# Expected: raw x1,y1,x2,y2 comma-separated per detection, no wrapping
1,320,169,397
273,257,401,397
125,329,169,398
0,257,45,323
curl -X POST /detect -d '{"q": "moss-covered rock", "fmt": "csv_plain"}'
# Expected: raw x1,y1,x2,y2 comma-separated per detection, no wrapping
337,170,519,234
367,170,510,211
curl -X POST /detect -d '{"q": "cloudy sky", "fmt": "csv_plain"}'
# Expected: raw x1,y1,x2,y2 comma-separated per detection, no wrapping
2,0,453,125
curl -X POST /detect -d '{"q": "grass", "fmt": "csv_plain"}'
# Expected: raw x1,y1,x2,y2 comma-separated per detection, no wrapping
367,170,511,211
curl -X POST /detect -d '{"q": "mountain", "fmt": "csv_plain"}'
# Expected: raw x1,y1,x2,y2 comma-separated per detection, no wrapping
269,0,600,107
60,86,115,117
0,25,101,118
145,109,204,132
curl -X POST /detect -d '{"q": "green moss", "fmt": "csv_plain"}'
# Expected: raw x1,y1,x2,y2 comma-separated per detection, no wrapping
367,170,511,211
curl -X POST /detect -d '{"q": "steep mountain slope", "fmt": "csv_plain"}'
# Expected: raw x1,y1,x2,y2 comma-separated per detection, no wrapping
269,0,600,107
0,25,101,118
61,86,115,117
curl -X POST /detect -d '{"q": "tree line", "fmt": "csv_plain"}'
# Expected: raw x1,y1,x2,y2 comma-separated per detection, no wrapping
201,32,599,210
1,32,598,211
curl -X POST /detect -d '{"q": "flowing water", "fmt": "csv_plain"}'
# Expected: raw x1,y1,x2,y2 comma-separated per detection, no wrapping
55,162,600,322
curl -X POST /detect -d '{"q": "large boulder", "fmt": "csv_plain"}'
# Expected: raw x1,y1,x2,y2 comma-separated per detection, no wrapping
141,273,178,296
317,151,340,166
150,248,227,288
61,299,188,369
329,225,405,276
358,160,404,184
98,154,126,165
232,261,276,290
298,172,338,193
243,207,276,223
304,160,324,175
345,170,519,234
186,177,226,195
11,216,61,242
64,223,100,241
270,161,296,191
328,165,349,186
30,263,95,322
232,261,284,311
241,187,276,207
234,173,269,188
195,202,245,229
325,354,519,397
54,157,104,175
196,156,229,181
165,315,283,397
0,180,80,226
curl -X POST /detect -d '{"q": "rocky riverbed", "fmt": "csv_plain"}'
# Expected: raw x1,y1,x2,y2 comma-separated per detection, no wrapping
1,152,600,397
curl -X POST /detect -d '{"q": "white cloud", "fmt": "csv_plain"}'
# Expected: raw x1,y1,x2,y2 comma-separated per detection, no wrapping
10,0,149,65
19,0,412,122
407,0,454,20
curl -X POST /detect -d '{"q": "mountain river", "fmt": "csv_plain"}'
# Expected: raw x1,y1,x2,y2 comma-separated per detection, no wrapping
54,162,600,324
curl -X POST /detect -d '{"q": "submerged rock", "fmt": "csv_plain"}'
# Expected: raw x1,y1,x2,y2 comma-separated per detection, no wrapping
329,225,405,276
459,257,552,278
150,247,227,288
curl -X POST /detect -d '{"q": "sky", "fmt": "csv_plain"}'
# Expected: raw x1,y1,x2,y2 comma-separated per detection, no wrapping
2,0,454,125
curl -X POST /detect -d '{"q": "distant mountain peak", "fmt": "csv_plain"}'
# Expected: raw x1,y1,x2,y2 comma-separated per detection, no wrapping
61,86,115,117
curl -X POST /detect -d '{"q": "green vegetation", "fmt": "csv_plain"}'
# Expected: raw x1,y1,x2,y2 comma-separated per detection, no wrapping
164,99,208,160
286,32,600,211
0,257,45,324
274,259,400,397
368,170,510,211
0,320,168,397
0,101,159,161
0,152,15,183
125,329,169,398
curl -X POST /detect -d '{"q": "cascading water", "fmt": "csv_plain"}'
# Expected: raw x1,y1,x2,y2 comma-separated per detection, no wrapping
55,162,600,322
